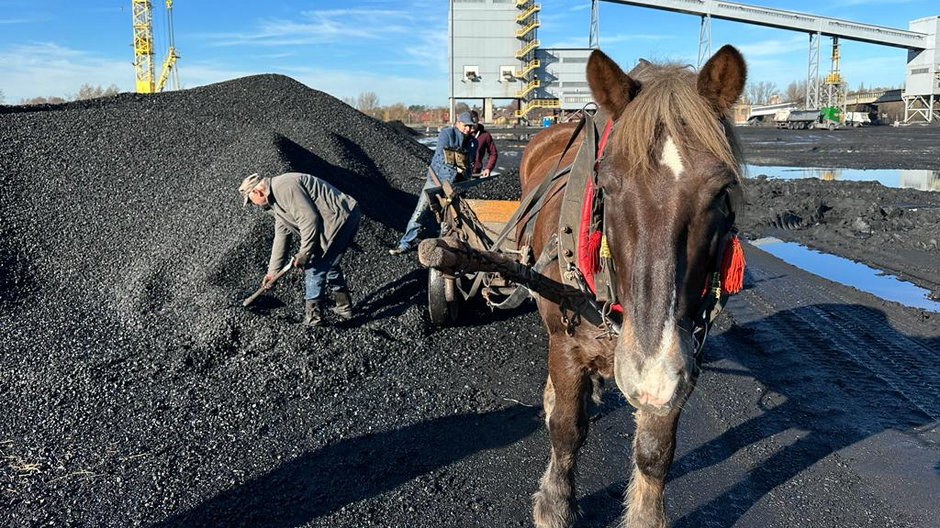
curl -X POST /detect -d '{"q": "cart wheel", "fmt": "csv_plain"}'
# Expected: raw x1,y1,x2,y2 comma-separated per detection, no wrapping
828,123,836,131
428,268,459,326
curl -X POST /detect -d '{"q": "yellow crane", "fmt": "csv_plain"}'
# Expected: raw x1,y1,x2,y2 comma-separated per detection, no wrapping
132,0,180,93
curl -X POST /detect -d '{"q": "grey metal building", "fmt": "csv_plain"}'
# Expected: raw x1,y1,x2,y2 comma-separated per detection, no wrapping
450,0,592,121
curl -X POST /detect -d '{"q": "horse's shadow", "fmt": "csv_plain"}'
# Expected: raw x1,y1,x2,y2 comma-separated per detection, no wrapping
665,302,939,528
149,405,539,528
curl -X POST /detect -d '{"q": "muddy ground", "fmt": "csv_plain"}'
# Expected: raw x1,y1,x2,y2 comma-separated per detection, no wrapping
1,83,938,528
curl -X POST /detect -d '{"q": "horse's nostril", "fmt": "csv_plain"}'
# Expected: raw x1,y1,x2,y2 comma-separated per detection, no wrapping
636,391,668,407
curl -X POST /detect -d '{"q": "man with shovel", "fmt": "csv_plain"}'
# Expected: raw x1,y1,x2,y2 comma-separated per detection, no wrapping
239,172,360,326
388,111,477,255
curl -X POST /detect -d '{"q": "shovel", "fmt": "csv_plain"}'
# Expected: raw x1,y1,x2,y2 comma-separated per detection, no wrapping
242,261,294,307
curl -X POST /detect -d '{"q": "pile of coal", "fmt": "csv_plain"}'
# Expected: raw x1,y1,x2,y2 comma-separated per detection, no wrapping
739,176,940,251
1,75,532,526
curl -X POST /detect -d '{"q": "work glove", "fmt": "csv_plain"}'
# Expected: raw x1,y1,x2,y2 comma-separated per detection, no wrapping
293,252,310,269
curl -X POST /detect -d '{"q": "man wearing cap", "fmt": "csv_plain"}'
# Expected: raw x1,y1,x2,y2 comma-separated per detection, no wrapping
239,172,360,326
389,111,477,255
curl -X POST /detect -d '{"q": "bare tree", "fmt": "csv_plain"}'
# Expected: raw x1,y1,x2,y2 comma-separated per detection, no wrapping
356,92,380,118
745,81,779,105
382,102,408,122
73,84,121,101
19,96,67,105
784,80,808,103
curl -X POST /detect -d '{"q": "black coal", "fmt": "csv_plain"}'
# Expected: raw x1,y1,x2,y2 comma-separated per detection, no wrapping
0,75,547,527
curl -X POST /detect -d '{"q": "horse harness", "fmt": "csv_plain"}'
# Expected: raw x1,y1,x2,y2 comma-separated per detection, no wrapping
499,110,743,359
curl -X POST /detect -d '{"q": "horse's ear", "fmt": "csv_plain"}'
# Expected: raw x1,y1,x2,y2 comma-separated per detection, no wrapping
697,45,747,112
587,49,638,119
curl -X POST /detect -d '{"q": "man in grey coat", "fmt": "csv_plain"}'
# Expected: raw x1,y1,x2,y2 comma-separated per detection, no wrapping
239,172,360,326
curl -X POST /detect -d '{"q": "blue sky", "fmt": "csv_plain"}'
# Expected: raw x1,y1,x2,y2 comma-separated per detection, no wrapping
0,0,936,105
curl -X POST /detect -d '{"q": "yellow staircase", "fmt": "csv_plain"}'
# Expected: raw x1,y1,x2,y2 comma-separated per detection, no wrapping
515,19,540,38
515,0,551,120
514,99,560,118
514,58,540,78
516,3,541,22
515,39,539,59
515,79,540,98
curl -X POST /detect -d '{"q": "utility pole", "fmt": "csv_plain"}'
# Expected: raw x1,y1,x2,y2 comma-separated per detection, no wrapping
589,0,599,49
449,0,456,122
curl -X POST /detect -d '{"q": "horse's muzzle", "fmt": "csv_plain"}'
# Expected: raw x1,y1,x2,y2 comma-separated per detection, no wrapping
614,326,693,415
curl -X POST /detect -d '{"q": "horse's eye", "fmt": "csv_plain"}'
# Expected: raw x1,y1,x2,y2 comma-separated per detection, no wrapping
597,166,622,192
710,187,731,216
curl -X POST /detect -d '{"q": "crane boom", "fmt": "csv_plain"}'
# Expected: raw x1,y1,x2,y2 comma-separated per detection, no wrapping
156,0,180,92
132,0,180,93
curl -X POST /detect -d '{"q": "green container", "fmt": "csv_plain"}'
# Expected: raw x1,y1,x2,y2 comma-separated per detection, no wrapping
820,106,842,124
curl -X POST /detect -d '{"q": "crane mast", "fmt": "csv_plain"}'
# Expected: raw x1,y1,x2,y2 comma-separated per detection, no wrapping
132,0,180,93
132,0,155,93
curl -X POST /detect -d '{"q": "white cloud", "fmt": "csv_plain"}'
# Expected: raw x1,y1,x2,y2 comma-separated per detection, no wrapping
0,42,131,101
272,66,447,107
199,9,419,47
736,35,807,58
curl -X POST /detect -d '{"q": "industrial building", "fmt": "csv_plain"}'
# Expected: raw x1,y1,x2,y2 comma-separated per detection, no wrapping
449,0,593,122
449,0,939,123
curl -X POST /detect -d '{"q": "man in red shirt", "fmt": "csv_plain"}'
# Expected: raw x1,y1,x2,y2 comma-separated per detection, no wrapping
470,111,498,177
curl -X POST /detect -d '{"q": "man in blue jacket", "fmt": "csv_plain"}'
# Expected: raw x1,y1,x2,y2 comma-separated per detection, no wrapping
389,111,477,254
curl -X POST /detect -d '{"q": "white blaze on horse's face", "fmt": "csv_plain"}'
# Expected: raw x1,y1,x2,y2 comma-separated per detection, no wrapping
614,288,690,416
585,45,746,416
659,136,684,180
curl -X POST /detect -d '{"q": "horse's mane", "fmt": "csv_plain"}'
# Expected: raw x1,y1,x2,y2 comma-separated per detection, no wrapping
611,63,743,182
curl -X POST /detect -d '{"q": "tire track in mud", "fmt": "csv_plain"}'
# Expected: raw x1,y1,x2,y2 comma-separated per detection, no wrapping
730,244,940,421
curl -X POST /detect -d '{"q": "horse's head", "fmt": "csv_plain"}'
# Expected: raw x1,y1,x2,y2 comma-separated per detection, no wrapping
587,46,746,415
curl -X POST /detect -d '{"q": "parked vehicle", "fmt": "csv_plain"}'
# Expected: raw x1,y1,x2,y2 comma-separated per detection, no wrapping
845,111,872,127
773,107,841,130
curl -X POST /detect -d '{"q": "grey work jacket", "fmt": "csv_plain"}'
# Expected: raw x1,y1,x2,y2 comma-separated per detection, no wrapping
264,172,359,275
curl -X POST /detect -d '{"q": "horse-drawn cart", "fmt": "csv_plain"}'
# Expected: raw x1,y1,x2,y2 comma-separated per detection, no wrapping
423,178,524,326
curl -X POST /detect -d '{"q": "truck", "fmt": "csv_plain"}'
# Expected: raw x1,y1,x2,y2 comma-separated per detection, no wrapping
773,107,841,130
844,111,872,127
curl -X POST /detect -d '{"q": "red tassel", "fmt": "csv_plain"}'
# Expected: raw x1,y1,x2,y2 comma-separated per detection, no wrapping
584,230,603,274
720,235,745,294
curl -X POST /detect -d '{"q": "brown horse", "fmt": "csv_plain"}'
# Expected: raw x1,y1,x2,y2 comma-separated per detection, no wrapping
519,46,746,528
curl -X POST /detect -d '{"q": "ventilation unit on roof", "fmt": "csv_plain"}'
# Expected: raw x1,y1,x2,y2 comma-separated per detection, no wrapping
463,66,481,82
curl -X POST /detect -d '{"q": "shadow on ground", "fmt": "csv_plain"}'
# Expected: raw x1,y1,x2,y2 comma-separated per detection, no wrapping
151,405,540,528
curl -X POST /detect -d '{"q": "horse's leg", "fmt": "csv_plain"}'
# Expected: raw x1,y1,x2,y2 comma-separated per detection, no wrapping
542,374,555,429
589,372,604,405
623,408,683,528
533,338,590,528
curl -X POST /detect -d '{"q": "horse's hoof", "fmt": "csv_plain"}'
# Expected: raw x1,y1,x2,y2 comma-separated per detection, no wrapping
532,490,576,528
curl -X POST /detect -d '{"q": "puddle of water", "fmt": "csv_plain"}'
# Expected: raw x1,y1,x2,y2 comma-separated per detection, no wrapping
750,237,940,312
417,137,436,149
746,165,940,192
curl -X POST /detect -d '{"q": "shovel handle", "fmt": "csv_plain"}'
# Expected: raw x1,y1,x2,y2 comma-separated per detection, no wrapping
242,263,293,307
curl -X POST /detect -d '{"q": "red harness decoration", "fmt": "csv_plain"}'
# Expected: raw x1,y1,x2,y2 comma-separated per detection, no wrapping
720,235,745,294
577,120,621,311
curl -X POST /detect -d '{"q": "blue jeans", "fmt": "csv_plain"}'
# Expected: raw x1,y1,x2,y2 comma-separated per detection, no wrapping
304,208,360,301
398,180,437,250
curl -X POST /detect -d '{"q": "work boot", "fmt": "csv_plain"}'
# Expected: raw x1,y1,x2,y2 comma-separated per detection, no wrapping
303,300,324,327
331,290,354,320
